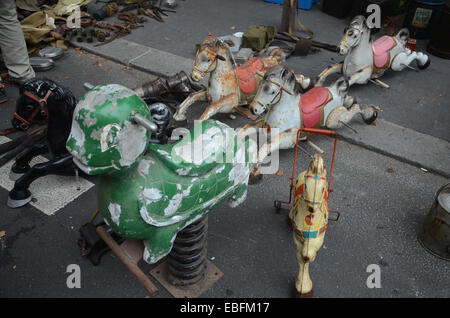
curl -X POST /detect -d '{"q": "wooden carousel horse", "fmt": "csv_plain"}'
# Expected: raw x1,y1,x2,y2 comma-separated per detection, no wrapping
289,154,329,298
8,78,77,208
173,35,311,121
242,65,377,181
316,15,430,87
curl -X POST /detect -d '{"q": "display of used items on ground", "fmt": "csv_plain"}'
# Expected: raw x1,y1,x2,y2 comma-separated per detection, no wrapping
11,0,177,72
1,2,443,297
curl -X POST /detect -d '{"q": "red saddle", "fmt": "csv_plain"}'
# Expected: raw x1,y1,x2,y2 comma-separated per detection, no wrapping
372,36,396,69
300,86,330,128
236,57,265,94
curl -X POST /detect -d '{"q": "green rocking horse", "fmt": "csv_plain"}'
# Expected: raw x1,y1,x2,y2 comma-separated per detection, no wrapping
66,84,256,264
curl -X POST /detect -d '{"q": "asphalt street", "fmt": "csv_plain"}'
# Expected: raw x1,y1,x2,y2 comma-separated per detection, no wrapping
0,49,449,298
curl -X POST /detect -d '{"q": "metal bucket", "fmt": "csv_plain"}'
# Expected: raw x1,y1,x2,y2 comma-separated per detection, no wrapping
418,182,450,260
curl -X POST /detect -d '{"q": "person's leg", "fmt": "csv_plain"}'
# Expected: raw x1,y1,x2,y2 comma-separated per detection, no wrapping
0,0,35,81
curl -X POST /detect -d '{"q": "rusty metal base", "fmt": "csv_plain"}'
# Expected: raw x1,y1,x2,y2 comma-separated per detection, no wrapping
150,260,223,298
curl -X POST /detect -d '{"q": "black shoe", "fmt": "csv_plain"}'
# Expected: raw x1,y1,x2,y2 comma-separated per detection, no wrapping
2,73,29,86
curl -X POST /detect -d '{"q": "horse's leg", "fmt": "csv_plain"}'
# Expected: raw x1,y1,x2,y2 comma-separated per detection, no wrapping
173,89,208,121
347,65,372,86
10,144,49,181
249,128,298,184
236,120,264,139
326,104,378,129
391,50,430,71
198,93,238,121
7,155,74,208
293,235,313,297
315,63,343,86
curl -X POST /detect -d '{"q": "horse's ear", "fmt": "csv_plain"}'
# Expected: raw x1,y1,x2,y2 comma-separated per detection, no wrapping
287,71,296,85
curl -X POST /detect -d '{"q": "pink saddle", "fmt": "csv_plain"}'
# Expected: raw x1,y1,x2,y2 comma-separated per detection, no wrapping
300,86,330,128
372,36,396,68
236,57,264,94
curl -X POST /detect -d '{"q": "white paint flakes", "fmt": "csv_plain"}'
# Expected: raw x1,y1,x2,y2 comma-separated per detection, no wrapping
108,202,122,226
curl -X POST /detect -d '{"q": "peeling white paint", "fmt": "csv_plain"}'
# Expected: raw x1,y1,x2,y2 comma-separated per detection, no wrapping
173,127,224,165
69,119,86,156
138,159,154,177
141,188,163,205
164,184,193,216
175,167,192,176
116,121,147,167
139,205,184,227
108,203,122,226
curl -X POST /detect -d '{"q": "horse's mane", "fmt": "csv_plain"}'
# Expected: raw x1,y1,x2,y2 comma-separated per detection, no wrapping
19,78,77,111
200,35,236,67
264,65,302,95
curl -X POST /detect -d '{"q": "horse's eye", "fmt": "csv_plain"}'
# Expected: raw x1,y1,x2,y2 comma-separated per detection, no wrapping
271,91,275,95
348,30,353,36
26,105,34,111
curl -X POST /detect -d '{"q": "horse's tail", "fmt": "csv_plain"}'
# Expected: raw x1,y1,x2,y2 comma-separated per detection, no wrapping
395,28,409,46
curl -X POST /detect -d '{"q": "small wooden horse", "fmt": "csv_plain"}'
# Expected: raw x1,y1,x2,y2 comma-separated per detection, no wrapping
8,78,77,208
289,154,329,298
173,35,311,121
316,15,430,87
244,65,377,181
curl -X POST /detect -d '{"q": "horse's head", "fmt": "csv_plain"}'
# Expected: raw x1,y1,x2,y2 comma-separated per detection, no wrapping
339,15,370,55
191,35,228,82
250,65,297,116
13,78,75,130
303,154,328,213
329,76,350,98
67,84,155,175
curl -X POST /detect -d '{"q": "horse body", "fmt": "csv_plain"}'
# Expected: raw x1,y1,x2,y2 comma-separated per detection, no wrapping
8,78,78,208
316,15,430,86
245,65,377,180
289,154,328,297
173,35,310,121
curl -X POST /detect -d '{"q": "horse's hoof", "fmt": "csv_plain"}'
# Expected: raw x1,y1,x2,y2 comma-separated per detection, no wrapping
417,57,431,70
10,163,30,181
364,110,378,125
7,189,32,208
293,287,314,298
248,173,263,185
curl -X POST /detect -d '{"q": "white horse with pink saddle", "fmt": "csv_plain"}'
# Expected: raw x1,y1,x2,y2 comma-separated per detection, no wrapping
316,15,430,87
241,65,377,181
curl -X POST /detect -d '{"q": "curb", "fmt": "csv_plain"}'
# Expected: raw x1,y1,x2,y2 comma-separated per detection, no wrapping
70,40,450,179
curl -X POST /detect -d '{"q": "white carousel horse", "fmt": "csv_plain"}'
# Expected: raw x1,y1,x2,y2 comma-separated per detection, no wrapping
289,154,329,298
243,65,377,180
173,35,311,121
316,15,430,87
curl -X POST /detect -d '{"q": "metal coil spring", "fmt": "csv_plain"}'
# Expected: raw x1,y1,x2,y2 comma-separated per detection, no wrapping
167,216,208,286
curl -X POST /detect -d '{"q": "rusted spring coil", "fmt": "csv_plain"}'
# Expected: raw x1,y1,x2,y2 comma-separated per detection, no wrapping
167,216,208,286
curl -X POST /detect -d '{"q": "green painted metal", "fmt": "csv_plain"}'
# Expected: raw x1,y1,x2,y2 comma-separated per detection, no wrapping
67,84,255,264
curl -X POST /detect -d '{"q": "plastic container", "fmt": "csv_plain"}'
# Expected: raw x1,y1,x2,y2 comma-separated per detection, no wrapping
264,0,316,10
404,0,446,39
